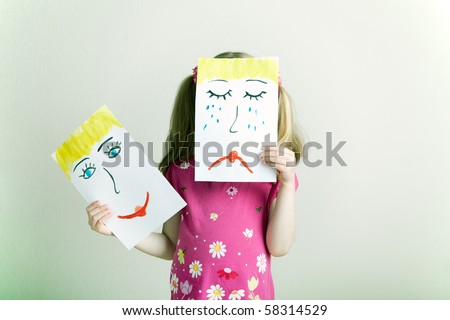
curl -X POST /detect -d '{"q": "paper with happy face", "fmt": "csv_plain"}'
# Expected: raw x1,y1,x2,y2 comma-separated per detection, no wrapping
52,106,186,249
195,57,279,182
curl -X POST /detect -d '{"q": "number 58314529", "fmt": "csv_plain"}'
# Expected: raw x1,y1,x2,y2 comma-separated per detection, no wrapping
264,304,327,316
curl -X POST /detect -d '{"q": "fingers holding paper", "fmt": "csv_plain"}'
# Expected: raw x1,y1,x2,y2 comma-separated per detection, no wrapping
259,146,296,185
86,201,114,236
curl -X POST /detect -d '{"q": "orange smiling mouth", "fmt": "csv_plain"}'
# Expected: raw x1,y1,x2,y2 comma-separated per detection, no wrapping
117,191,150,219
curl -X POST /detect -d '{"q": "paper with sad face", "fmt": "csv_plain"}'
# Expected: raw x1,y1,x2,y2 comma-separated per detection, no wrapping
195,57,279,182
52,106,186,249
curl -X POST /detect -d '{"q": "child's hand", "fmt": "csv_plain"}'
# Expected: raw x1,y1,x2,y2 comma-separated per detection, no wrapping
86,201,114,236
260,146,296,185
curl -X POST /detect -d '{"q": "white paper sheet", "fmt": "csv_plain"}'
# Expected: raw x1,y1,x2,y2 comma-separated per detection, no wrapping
52,106,186,249
194,57,279,182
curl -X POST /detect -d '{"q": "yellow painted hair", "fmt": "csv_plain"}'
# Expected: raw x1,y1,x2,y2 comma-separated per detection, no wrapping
54,105,122,178
197,57,279,84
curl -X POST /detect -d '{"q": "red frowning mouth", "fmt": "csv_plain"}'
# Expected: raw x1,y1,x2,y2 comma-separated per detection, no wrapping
208,150,253,174
117,191,150,219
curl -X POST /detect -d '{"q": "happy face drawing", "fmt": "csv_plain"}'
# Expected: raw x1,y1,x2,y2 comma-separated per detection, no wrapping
54,107,150,220
69,125,150,220
195,57,279,182
53,106,186,249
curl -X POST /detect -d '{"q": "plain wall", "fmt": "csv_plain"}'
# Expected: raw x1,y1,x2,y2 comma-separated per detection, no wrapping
1,0,449,299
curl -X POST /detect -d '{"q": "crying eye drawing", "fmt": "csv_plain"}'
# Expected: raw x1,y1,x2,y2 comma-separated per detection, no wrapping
243,91,266,101
206,89,232,100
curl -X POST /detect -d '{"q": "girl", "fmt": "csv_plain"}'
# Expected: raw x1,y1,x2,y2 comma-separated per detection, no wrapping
86,52,303,300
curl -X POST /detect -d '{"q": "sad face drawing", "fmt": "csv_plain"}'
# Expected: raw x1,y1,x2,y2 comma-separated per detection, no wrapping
195,57,279,182
201,78,268,134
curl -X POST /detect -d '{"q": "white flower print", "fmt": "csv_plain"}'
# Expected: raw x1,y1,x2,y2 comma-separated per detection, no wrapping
179,161,189,170
210,212,223,221
228,289,245,300
256,253,267,274
170,273,179,293
243,228,253,239
189,260,203,278
226,186,238,196
209,241,227,259
206,284,225,300
210,213,218,221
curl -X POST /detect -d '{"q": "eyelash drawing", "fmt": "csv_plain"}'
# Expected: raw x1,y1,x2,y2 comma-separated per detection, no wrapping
207,89,232,100
243,91,267,101
79,162,96,179
103,141,122,158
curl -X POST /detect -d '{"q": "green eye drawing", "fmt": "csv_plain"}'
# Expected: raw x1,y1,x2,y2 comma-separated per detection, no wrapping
79,163,96,179
243,91,266,101
104,142,122,158
207,89,232,100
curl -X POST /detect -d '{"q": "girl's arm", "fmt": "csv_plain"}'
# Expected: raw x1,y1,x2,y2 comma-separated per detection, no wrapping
260,147,297,257
135,212,180,260
86,202,180,260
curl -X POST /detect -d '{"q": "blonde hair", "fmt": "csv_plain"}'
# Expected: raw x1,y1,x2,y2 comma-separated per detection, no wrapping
278,86,303,161
54,106,122,178
159,52,303,173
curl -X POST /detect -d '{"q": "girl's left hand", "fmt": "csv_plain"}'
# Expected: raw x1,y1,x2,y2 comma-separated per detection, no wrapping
260,146,296,185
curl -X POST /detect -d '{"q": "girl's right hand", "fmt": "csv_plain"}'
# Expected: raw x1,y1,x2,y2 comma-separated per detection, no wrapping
86,201,114,236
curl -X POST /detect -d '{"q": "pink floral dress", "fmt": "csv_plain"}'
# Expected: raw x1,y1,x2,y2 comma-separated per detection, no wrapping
164,159,298,300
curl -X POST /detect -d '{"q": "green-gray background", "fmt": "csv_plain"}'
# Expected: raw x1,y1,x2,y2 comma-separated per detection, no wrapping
1,0,449,299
